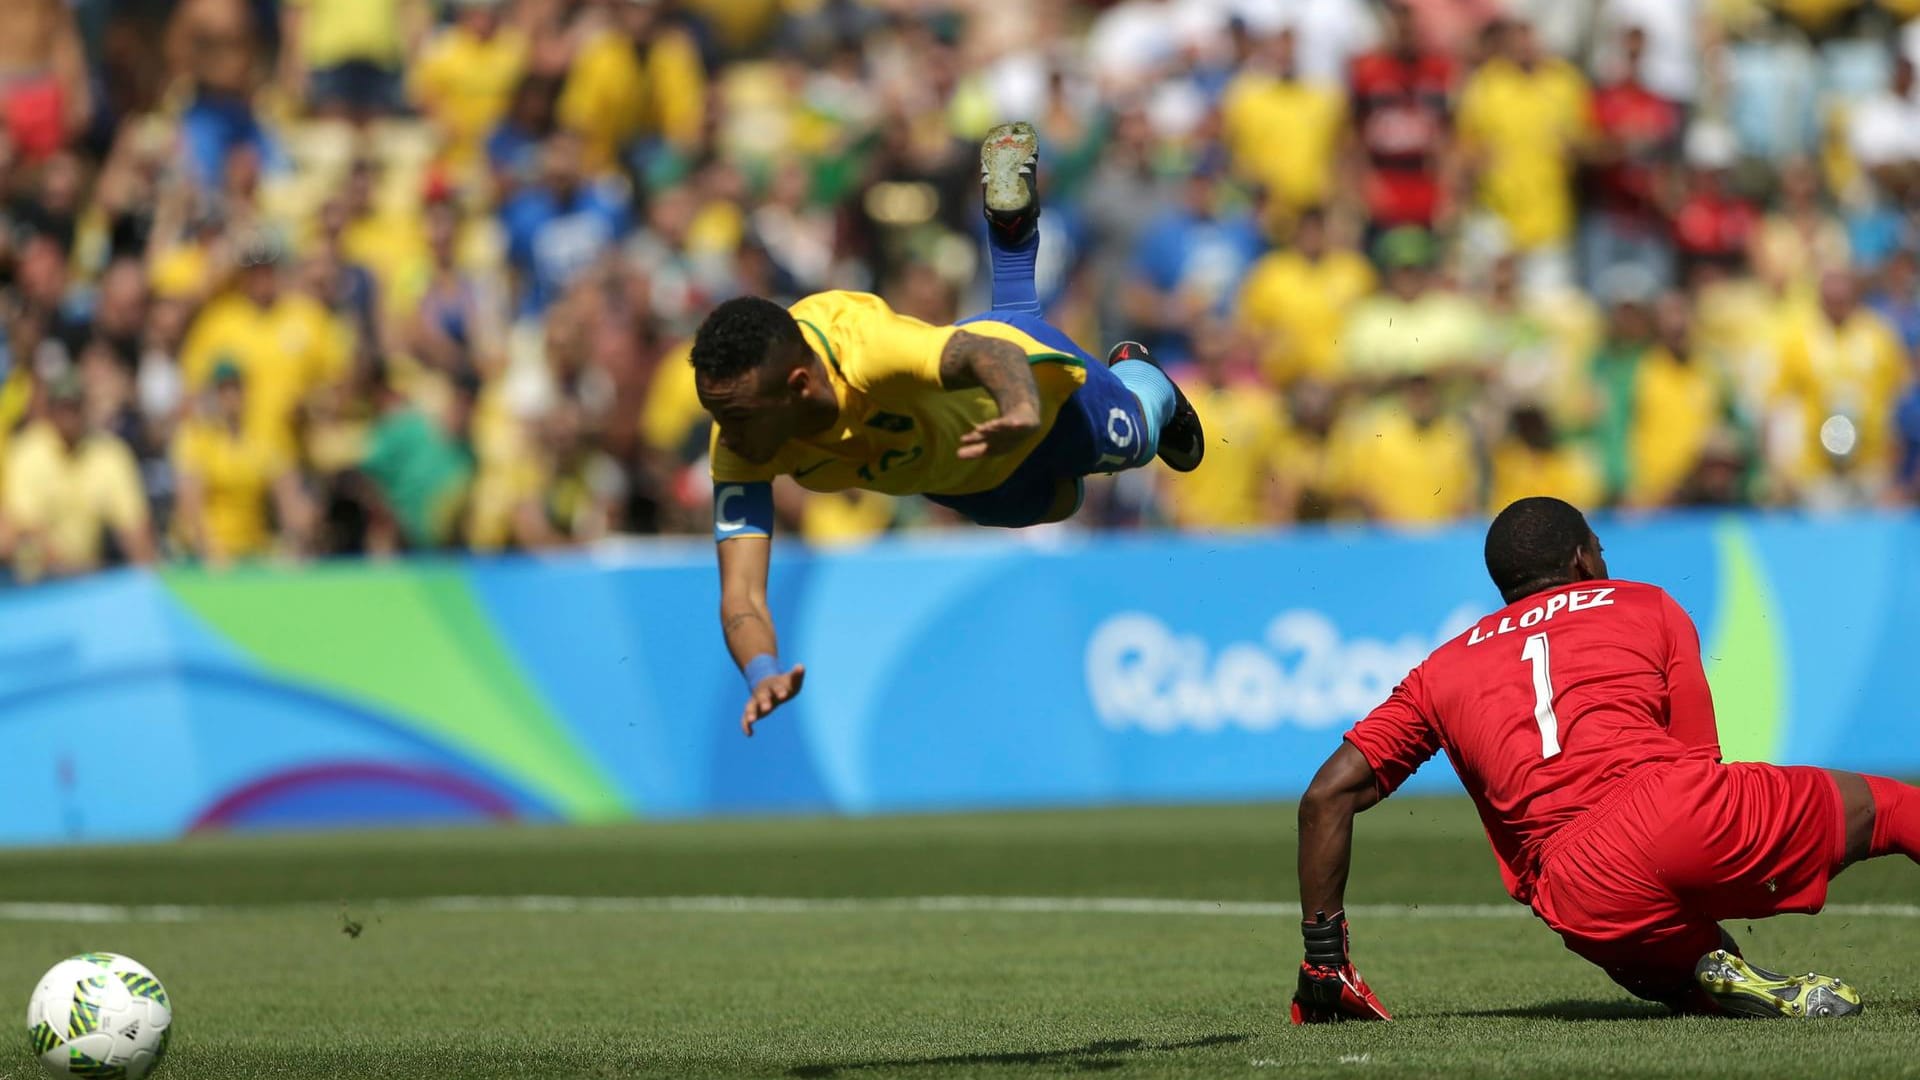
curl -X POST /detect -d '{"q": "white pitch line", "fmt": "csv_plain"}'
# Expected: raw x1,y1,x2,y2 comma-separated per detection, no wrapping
411,895,1531,920
0,901,205,924
0,896,1915,924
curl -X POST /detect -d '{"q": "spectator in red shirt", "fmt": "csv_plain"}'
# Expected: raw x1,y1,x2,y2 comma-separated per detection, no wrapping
1672,124,1758,286
1582,26,1683,291
1348,0,1456,246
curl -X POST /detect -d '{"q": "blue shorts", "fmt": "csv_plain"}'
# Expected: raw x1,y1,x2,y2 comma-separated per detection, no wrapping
309,62,405,116
927,312,1149,528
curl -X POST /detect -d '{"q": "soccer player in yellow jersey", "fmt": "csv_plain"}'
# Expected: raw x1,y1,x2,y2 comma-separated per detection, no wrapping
697,122,1205,734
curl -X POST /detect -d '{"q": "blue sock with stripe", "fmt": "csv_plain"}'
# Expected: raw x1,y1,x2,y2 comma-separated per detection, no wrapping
988,227,1042,314
1110,360,1174,462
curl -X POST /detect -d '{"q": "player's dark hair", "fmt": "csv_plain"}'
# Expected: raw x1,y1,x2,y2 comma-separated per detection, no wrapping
690,296,804,382
1484,497,1595,604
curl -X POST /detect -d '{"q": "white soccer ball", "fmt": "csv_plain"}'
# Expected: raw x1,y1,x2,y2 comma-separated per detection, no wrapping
25,953,172,1079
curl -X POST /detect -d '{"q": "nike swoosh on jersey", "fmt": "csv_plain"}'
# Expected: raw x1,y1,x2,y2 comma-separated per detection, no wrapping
793,459,834,479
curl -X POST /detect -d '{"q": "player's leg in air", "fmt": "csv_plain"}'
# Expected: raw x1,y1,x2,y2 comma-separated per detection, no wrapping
1542,761,1920,1018
924,121,1204,527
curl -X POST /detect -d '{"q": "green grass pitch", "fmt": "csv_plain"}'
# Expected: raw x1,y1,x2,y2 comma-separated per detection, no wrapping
1,798,1916,1079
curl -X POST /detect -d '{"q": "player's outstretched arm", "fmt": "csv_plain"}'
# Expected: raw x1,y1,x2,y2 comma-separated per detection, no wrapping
1292,742,1392,1024
717,534,805,738
940,331,1042,459
1298,742,1382,916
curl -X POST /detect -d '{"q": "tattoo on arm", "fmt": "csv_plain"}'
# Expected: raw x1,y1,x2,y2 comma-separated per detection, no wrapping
940,331,1039,417
722,610,764,634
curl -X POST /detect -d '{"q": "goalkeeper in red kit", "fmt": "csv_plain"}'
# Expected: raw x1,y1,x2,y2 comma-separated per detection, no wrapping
1292,497,1920,1022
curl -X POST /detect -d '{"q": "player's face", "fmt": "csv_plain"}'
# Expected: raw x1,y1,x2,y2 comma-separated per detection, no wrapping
700,364,804,465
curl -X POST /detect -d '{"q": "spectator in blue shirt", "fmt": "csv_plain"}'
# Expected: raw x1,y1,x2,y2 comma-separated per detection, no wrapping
1868,248,1920,356
488,74,561,204
499,133,630,318
1120,163,1264,364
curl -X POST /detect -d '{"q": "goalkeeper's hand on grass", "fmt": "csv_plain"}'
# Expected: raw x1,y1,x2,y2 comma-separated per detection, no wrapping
1290,910,1392,1024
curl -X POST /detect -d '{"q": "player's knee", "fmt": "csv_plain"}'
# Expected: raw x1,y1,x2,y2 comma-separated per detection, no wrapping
1828,770,1878,865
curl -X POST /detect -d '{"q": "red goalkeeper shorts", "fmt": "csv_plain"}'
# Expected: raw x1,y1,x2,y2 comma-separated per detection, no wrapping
1529,757,1847,1005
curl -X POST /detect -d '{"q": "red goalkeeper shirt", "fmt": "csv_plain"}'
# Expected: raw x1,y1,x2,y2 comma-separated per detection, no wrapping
1343,580,1721,903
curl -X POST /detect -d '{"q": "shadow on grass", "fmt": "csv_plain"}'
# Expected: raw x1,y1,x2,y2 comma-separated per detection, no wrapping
1430,999,1669,1022
787,1033,1250,1077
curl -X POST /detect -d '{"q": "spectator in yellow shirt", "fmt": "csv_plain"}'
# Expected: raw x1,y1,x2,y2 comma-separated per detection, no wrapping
1769,269,1909,492
338,157,428,305
172,362,315,566
1,376,154,582
1751,158,1850,317
800,490,895,548
1488,404,1602,513
1334,374,1479,526
1220,28,1347,227
410,0,527,173
1341,226,1486,385
1161,327,1286,531
1236,208,1376,386
1273,380,1352,523
1457,19,1591,262
281,0,427,123
1629,296,1728,507
179,233,352,460
470,400,625,552
1480,252,1602,432
558,0,708,172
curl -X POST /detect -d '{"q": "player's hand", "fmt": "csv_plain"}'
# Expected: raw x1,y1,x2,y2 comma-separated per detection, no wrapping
1291,961,1391,1024
1290,910,1392,1024
957,406,1041,460
741,663,805,738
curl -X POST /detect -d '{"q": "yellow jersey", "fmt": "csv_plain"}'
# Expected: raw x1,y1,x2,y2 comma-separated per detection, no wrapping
289,0,406,68
558,25,706,169
1629,347,1724,505
1220,74,1345,217
1771,308,1907,483
180,291,352,458
800,490,895,548
172,419,290,560
4,422,148,579
409,25,527,170
1488,440,1603,514
641,340,706,454
1162,381,1284,530
1237,249,1376,385
1458,57,1592,250
1331,405,1478,525
709,291,1088,496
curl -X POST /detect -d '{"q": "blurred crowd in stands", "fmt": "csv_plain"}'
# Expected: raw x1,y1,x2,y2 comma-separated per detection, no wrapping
4,0,1920,580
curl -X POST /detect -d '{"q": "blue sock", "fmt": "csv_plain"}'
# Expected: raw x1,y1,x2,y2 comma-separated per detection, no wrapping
1111,360,1175,463
988,227,1042,314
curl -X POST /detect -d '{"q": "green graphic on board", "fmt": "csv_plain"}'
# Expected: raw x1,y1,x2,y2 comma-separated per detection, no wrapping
1703,520,1786,763
164,565,624,819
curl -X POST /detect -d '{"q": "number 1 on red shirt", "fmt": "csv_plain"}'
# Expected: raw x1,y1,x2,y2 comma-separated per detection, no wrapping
1521,633,1562,759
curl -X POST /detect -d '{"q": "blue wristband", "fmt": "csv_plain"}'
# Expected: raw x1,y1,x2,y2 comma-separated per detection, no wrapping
743,653,782,688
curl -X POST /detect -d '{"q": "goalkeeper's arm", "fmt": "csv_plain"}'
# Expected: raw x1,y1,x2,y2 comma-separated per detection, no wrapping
1292,741,1392,1024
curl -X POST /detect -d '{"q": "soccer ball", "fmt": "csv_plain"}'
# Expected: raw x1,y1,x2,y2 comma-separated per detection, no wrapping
25,953,172,1079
